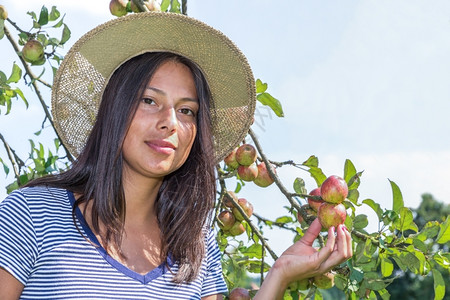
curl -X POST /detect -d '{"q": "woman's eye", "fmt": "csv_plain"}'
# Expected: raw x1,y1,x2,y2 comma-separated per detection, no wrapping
179,108,195,116
142,98,155,105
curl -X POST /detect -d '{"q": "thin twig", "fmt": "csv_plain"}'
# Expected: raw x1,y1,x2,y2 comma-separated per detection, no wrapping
253,212,298,234
0,133,24,184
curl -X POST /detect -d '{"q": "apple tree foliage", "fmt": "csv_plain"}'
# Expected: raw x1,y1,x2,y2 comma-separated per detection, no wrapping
0,2,449,299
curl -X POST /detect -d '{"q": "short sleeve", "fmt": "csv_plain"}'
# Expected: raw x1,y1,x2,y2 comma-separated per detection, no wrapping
0,190,38,285
201,229,228,297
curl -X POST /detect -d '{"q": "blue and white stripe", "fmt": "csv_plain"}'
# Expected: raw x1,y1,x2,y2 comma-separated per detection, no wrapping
0,187,228,299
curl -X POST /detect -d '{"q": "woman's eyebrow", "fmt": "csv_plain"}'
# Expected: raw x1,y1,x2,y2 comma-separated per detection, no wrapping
146,86,199,103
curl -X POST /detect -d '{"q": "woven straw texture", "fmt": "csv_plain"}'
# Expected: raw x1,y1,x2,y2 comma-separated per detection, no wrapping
52,12,256,162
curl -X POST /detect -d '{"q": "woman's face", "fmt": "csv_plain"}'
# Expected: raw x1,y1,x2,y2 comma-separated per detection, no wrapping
121,60,199,182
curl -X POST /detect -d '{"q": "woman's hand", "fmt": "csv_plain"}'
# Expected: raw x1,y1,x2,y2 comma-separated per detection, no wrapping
254,218,352,299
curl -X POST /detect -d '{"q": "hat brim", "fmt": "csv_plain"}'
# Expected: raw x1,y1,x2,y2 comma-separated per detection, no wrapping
52,12,256,162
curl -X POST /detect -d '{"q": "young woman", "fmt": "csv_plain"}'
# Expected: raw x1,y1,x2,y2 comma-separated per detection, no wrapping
0,13,352,299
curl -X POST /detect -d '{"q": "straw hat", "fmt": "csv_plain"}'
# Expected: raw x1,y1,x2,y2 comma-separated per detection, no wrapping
52,12,256,162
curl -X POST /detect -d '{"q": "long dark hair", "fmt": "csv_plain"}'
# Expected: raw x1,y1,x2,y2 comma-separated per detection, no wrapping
27,52,217,282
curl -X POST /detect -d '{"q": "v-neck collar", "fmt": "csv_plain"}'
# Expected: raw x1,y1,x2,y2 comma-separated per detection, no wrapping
67,190,174,284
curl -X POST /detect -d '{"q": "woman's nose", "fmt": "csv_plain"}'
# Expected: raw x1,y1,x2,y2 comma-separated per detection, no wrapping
158,107,178,132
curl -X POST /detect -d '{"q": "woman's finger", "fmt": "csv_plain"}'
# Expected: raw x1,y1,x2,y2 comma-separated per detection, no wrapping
300,218,322,246
316,226,336,264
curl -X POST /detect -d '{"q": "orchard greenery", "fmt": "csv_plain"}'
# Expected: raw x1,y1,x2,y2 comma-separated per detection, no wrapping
0,2,449,300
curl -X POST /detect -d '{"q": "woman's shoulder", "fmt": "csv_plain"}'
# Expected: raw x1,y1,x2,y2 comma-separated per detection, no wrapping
2,186,72,210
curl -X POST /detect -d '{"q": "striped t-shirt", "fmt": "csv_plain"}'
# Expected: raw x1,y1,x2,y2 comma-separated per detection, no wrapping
0,186,228,299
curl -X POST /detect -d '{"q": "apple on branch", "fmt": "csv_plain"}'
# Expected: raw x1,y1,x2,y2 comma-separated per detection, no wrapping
228,221,246,236
217,210,235,231
317,202,346,229
253,162,276,187
232,198,254,221
109,0,128,17
22,40,45,64
320,175,348,204
307,187,324,211
235,144,257,166
237,163,258,182
224,147,240,170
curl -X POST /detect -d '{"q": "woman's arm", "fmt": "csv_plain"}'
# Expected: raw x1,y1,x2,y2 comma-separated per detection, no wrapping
254,219,353,300
0,267,24,300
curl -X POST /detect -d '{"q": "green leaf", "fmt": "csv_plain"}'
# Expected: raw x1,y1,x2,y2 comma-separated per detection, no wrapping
256,92,284,117
13,88,28,108
344,159,356,183
348,171,363,190
416,221,440,241
246,260,270,273
308,167,327,187
53,15,65,28
380,253,393,277
377,289,391,300
412,238,428,253
433,252,450,269
275,216,293,224
0,157,10,175
432,269,445,300
353,214,368,230
242,244,263,259
389,179,404,211
49,6,60,21
437,215,450,244
38,6,49,26
6,63,22,84
60,24,71,45
365,278,386,291
169,0,181,12
27,11,37,21
362,199,383,221
0,70,7,84
394,207,418,233
302,155,319,167
255,79,268,93
347,189,360,205
293,177,307,196
160,0,170,11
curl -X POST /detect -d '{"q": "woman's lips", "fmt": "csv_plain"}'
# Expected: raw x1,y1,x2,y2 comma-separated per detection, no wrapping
146,140,176,155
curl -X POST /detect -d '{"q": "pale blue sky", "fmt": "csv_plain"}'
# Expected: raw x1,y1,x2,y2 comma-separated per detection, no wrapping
1,0,450,254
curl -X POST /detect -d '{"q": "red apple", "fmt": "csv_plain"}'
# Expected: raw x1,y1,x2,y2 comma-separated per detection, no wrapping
228,221,246,236
253,162,275,187
320,175,348,204
237,163,258,182
296,204,316,224
232,198,253,221
22,40,44,63
313,273,335,289
307,188,324,212
317,202,346,229
235,144,257,166
109,0,128,17
217,210,235,231
229,287,251,300
224,148,240,170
